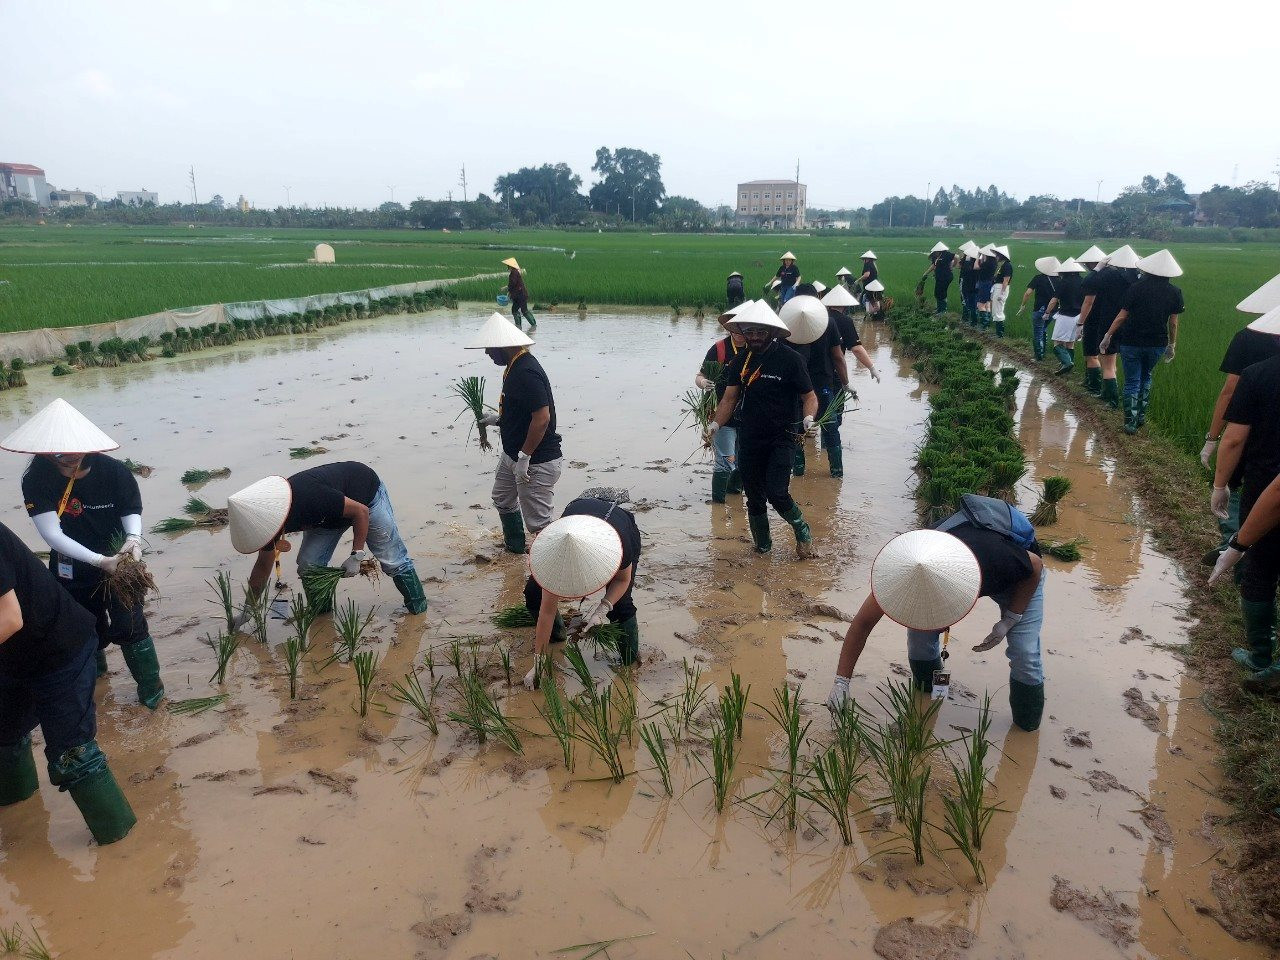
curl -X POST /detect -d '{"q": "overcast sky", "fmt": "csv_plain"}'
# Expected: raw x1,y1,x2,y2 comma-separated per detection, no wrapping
3,0,1274,211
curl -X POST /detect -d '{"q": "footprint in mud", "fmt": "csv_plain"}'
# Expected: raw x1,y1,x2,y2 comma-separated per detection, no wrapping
872,918,973,960
307,768,357,796
1049,875,1136,948
1063,727,1092,749
1122,687,1160,732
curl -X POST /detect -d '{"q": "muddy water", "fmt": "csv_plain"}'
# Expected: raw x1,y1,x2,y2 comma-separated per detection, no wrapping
0,309,1255,959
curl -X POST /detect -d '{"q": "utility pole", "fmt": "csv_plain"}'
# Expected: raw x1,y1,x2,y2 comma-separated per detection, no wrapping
446,190,452,202
631,184,637,222
925,180,931,226
388,185,396,204
188,166,198,204
459,164,468,203
283,186,291,207
889,199,894,228
1096,180,1103,204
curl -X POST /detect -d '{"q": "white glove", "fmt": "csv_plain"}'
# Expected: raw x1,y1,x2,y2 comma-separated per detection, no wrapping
584,598,613,630
231,603,254,631
827,676,851,712
695,374,714,392
802,415,816,435
1200,439,1218,470
118,535,143,562
1165,342,1176,363
1098,334,1111,354
522,664,539,690
869,368,881,383
706,421,720,437
478,412,499,427
1210,486,1230,520
1209,546,1245,586
514,452,531,484
96,554,122,574
341,549,367,578
973,612,1023,652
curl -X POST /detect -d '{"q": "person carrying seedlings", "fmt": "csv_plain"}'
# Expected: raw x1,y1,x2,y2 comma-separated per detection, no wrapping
502,257,536,329
821,284,881,380
957,241,981,324
227,460,428,617
989,245,1013,336
465,312,564,553
923,241,956,314
1098,249,1184,435
1077,247,1136,406
725,271,745,308
1044,257,1086,375
1,399,163,709
0,518,137,844
785,286,852,478
696,302,752,502
1016,256,1060,361
774,252,801,305
826,494,1047,732
707,300,818,557
523,488,643,685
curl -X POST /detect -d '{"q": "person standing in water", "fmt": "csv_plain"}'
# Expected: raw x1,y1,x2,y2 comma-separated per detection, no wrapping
503,257,536,329
774,253,801,305
697,302,751,502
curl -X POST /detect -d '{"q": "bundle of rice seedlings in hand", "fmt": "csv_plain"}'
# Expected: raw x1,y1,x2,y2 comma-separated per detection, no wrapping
100,554,157,609
121,458,153,478
1029,476,1072,526
181,467,231,484
1044,537,1086,562
802,387,855,440
300,565,344,611
491,605,537,628
449,376,493,451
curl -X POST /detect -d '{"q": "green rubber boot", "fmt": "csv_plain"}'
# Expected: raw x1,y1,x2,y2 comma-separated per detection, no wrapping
1136,388,1150,428
748,513,772,554
1122,395,1138,435
0,736,39,806
120,636,164,710
1009,679,1045,732
780,505,813,558
1232,600,1276,672
993,320,1005,338
1084,367,1102,394
726,469,743,495
792,446,806,477
51,742,136,845
711,470,730,504
617,616,641,667
827,445,844,478
499,511,527,554
909,657,943,693
391,568,429,615
95,649,109,678
1100,378,1119,408
1244,662,1280,695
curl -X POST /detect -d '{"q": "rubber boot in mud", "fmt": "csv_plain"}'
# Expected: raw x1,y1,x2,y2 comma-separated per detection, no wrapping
792,446,805,477
1084,367,1102,395
1232,600,1276,672
392,568,429,614
780,505,813,558
52,742,136,845
499,511,526,554
909,658,943,693
550,612,567,644
727,469,744,495
0,736,39,806
826,445,844,478
120,635,164,709
711,470,729,504
1122,396,1138,435
1100,378,1119,408
617,616,641,667
95,648,109,678
1009,679,1045,731
748,513,772,554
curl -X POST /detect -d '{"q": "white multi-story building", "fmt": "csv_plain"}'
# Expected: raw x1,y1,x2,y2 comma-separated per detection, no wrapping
50,189,96,209
0,162,51,206
735,179,806,230
117,189,159,206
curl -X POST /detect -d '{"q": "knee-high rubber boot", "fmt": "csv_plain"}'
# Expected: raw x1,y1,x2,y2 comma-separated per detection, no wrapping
51,742,136,845
120,636,164,709
499,511,526,554
779,505,813,558
1053,346,1073,374
0,736,39,806
1232,600,1276,672
95,649,109,678
711,470,730,504
936,298,947,315
550,613,568,644
1009,679,1045,732
909,657,943,693
748,513,772,554
1122,395,1139,434
993,320,1005,338
827,445,844,478
727,469,743,494
1136,388,1150,428
392,568,429,614
617,616,641,667
1100,378,1119,408
1084,367,1102,394
792,446,806,477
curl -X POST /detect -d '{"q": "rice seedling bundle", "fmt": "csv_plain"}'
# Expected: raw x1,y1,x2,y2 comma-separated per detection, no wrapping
181,467,231,484
168,694,229,716
51,363,74,377
1030,476,1072,526
289,445,327,459
121,458,153,478
1044,537,1086,562
352,650,380,717
299,565,343,612
449,376,493,451
101,554,157,609
811,387,855,433
491,605,537,628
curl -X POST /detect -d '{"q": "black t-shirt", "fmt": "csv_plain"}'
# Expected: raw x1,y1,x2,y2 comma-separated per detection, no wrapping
1054,274,1085,315
283,461,381,534
0,521,96,679
775,263,800,286
1080,267,1130,327
726,276,744,299
931,252,956,279
861,262,879,283
976,257,997,283
704,337,745,405
725,340,813,443
1225,355,1280,506
831,309,861,350
23,453,142,584
960,257,977,289
1026,274,1057,311
995,260,1013,284
1220,328,1280,376
563,497,641,571
945,522,1036,599
499,351,562,464
1116,276,1183,348
796,320,843,392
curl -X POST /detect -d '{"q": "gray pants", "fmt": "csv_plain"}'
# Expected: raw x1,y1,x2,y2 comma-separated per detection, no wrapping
492,453,562,535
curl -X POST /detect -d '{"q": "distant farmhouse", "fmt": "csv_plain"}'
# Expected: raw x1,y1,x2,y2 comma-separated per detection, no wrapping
735,179,806,230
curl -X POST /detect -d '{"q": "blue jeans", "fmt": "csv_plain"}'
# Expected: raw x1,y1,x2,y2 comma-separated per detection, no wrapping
907,569,1046,685
1218,487,1242,552
817,386,842,450
1118,345,1166,400
779,285,797,304
0,635,98,769
296,483,414,577
1031,308,1048,359
712,423,739,474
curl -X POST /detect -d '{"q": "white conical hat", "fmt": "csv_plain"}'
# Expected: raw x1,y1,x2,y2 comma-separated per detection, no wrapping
1247,304,1280,336
1106,244,1141,270
1137,249,1182,278
872,530,982,630
228,476,291,554
1077,245,1106,264
779,295,829,345
1056,257,1086,274
1034,256,1060,276
864,279,885,292
978,243,996,256
821,285,858,307
501,257,520,270
811,280,827,293
835,266,852,277
1239,273,1280,314
529,514,623,599
993,245,1011,259
959,241,980,256
860,249,878,260
930,241,950,253
0,398,118,455
726,298,790,333
728,271,742,278
780,251,797,260
725,299,756,317
466,311,534,349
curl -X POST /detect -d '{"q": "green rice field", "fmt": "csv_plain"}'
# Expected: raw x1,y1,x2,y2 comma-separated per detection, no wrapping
1,224,1277,458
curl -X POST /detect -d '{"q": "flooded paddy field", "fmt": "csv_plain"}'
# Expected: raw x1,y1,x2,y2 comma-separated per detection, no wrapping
0,307,1255,959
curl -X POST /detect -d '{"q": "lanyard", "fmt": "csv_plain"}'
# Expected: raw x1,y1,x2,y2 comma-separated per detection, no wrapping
56,473,77,518
498,348,529,416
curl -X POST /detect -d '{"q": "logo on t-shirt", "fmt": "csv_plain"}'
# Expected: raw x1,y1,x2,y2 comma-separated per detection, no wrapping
64,498,85,517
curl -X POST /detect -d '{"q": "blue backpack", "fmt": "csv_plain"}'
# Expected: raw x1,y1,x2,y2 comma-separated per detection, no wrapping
935,494,1037,551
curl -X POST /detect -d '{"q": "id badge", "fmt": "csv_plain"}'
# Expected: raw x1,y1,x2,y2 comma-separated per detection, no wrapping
57,560,74,580
931,669,951,701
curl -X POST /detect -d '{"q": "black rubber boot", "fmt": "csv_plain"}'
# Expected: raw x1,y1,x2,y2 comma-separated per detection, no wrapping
1232,600,1276,672
748,513,772,554
726,469,743,494
550,613,567,644
1009,679,1045,732
499,511,526,554
780,505,813,558
1100,378,1119,409
0,736,39,806
617,616,641,667
1136,388,1150,428
1084,367,1102,395
120,636,165,709
1123,395,1139,435
711,470,730,504
993,320,1005,338
827,446,844,478
95,649,109,678
392,568,429,614
792,446,806,477
909,657,943,693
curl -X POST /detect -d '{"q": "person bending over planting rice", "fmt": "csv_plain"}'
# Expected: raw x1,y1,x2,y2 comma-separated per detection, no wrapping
523,489,643,687
1,399,163,709
827,494,1047,732
465,312,564,555
227,461,428,618
502,257,536,329
726,271,745,308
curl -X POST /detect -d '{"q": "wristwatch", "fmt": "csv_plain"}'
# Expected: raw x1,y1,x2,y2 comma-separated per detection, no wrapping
1228,534,1250,553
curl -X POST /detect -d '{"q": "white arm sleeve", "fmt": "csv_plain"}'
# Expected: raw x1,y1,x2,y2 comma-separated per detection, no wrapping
31,512,105,567
121,514,142,538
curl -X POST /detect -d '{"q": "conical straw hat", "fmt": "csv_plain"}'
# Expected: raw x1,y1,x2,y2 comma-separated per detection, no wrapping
1034,256,1061,276
466,311,534,349
0,398,118,454
959,241,980,256
726,299,790,333
780,251,797,261
1056,257,1086,274
930,241,950,253
779,295,829,345
821,285,858,307
872,530,982,631
1238,273,1280,314
835,266,852,277
725,299,756,317
501,257,520,270
865,279,885,292
978,243,996,256
1106,244,1141,270
228,476,291,554
1247,304,1280,336
728,271,742,278
993,245,1011,259
529,514,623,599
1077,245,1106,264
1137,249,1182,278
812,280,827,293
860,249,878,260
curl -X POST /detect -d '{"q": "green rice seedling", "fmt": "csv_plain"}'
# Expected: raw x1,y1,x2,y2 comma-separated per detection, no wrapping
299,565,343,612
282,635,304,699
446,638,466,678
986,457,1026,494
797,732,870,846
903,766,931,865
0,924,22,952
206,631,240,684
167,694,228,716
865,680,943,821
1030,476,1072,526
761,683,811,831
449,376,493,451
809,387,854,435
388,670,441,735
334,599,374,662
151,516,197,532
675,658,710,734
569,685,626,782
289,445,327,459
63,343,80,364
535,662,575,771
19,924,53,960
639,721,673,796
491,605,537,628
352,650,379,717
697,716,737,813
121,458,153,478
51,363,73,376
447,669,523,753
939,694,1000,882
614,668,638,745
181,467,231,484
206,571,236,633
184,496,212,515
288,594,316,653
722,671,750,739
585,621,623,658
244,585,270,645
1044,537,1087,562
563,642,599,702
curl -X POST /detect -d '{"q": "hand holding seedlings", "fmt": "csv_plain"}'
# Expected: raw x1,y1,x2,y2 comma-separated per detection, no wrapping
582,598,612,629
340,549,367,578
973,612,1022,652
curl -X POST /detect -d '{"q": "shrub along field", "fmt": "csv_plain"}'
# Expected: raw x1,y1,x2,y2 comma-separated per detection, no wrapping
1,224,1276,456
